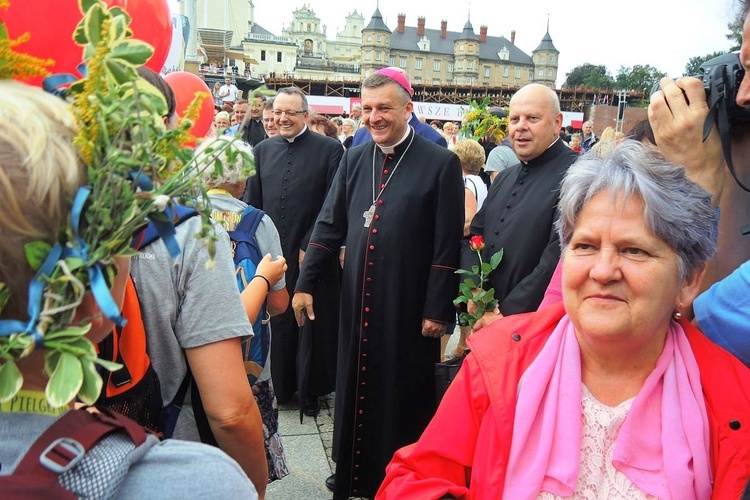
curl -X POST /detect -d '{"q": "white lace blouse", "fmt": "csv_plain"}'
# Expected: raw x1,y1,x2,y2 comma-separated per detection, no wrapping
537,384,657,499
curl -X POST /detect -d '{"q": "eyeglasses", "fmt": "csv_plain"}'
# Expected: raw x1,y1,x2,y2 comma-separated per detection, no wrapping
272,109,306,117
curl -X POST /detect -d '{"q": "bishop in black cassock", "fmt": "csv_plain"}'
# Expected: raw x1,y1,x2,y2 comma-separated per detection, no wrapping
245,89,343,406
294,70,463,498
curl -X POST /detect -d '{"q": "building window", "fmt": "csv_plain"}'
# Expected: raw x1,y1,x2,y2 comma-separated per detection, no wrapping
466,77,472,85
548,69,553,77
457,61,463,70
375,51,381,61
538,69,544,77
367,35,372,42
389,56,395,66
307,23,311,31
260,50,266,61
365,51,371,61
456,76,463,84
414,77,421,83
400,57,407,68
415,59,422,70
377,35,382,42
515,68,521,78
467,61,473,69
277,52,282,63
484,66,490,77
433,78,440,84
529,69,534,80
449,63,454,72
459,43,465,51
434,60,440,71
549,55,555,63
503,67,509,77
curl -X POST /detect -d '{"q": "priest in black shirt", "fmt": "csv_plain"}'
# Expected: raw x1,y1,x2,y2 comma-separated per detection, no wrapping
467,83,578,329
245,87,343,413
293,69,464,498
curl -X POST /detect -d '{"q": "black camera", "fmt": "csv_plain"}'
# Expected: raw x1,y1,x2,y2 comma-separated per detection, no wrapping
651,52,750,126
699,52,750,127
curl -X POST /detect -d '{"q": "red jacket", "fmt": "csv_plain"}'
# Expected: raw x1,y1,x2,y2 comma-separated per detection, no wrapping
377,303,750,499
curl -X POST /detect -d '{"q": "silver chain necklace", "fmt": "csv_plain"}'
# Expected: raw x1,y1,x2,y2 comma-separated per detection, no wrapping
362,132,415,227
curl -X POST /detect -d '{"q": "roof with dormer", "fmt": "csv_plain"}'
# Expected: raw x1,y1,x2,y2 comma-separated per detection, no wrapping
388,25,534,65
364,8,391,33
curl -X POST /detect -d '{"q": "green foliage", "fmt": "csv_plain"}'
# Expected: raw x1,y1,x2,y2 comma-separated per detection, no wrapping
684,50,730,77
0,0,255,407
564,63,614,89
460,97,509,141
614,64,667,93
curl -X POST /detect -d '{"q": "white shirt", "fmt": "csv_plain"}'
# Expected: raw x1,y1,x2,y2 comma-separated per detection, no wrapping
219,83,238,103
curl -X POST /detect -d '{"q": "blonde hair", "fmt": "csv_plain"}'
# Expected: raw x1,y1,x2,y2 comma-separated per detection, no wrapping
592,126,618,158
0,81,83,318
215,111,230,124
453,139,485,174
194,136,254,187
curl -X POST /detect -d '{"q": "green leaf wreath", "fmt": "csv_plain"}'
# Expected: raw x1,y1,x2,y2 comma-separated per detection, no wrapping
0,0,254,407
460,96,509,142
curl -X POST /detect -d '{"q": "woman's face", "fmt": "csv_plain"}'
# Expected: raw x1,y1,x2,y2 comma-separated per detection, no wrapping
563,190,700,352
215,116,230,129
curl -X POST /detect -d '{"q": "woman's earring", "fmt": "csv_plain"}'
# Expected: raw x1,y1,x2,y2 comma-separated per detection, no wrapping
673,302,684,320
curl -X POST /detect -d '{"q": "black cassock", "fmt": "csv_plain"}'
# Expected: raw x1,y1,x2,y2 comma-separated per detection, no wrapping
246,129,343,403
466,138,578,314
296,130,464,498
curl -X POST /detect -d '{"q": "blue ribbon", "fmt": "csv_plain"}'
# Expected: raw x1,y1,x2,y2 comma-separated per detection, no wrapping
42,63,88,97
127,172,181,259
64,187,126,328
0,242,63,348
146,213,182,259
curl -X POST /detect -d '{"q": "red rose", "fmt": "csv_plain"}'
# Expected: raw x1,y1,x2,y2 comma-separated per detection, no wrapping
469,235,484,252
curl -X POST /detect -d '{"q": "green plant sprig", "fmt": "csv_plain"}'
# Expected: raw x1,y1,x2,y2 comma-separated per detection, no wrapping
0,0,254,407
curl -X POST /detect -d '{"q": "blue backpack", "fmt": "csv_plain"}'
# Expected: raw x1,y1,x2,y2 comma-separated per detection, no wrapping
225,205,269,385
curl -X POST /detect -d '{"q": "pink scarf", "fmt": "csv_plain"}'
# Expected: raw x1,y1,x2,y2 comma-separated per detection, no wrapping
502,316,712,499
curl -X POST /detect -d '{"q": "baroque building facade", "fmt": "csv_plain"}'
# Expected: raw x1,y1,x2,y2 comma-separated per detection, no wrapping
190,2,559,88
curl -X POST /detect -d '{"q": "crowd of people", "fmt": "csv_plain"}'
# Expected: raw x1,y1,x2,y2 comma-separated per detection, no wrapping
3,3,750,499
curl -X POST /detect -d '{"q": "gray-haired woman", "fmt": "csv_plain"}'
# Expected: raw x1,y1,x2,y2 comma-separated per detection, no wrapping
378,140,750,498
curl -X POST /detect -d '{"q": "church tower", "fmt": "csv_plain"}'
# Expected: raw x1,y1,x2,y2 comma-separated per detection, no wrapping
532,20,559,88
361,6,391,78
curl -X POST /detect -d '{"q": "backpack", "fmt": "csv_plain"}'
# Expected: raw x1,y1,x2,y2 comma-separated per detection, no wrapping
0,407,157,499
97,206,216,444
221,205,269,386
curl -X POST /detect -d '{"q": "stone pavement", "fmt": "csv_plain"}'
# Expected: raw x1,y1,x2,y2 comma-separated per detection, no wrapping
266,330,460,499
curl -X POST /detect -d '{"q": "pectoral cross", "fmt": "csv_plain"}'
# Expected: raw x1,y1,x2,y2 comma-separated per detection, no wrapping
363,204,375,228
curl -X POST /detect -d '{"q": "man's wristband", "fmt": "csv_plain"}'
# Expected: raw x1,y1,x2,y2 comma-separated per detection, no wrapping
253,274,271,292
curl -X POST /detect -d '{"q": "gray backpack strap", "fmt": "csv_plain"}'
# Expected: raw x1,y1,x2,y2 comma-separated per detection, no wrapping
58,432,159,499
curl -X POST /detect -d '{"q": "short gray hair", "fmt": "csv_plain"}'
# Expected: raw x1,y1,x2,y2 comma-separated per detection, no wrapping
276,86,308,111
194,136,254,187
361,74,411,104
556,140,718,282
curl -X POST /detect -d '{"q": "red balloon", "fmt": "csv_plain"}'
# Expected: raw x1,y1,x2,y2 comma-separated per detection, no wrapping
109,0,172,72
2,1,84,86
164,71,214,141
1,0,172,87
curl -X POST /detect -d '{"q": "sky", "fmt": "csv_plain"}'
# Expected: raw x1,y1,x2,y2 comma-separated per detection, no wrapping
173,0,740,87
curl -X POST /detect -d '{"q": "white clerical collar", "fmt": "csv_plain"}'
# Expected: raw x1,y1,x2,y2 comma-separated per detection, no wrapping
521,137,560,164
285,125,307,143
377,126,412,154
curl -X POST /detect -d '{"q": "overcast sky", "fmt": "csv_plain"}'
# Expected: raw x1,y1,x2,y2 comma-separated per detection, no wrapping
175,0,740,87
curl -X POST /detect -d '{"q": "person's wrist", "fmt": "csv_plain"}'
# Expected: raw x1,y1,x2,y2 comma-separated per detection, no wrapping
252,274,271,292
